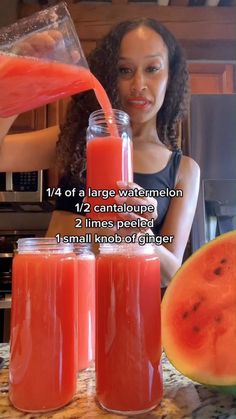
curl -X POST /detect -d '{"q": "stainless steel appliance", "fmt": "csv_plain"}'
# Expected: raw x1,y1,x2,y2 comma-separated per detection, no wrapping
0,232,45,297
0,170,43,202
189,94,236,251
0,229,51,343
0,204,53,342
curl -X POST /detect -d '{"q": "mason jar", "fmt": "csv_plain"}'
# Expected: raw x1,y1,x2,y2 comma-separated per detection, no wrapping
9,238,78,412
74,243,95,371
86,109,133,220
96,242,163,415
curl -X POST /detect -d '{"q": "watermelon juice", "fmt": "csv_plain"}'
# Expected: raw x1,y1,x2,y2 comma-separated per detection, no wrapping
86,134,132,220
96,245,163,414
0,53,119,139
9,250,78,412
0,53,94,117
76,253,95,371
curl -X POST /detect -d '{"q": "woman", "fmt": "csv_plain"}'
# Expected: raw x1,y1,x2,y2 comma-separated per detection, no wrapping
0,18,200,285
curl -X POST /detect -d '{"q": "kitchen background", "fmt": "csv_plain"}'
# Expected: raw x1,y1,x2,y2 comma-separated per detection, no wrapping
0,0,235,341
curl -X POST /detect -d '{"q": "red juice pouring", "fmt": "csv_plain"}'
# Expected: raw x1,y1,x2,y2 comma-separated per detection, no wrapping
0,1,118,137
0,3,131,216
96,242,163,415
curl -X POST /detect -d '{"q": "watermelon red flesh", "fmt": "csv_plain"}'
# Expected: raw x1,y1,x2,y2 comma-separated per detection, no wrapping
161,231,236,390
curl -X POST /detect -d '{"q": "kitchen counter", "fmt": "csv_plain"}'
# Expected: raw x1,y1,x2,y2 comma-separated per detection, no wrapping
0,344,235,418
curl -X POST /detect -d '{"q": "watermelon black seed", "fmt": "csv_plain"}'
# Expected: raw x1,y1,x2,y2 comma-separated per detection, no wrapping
214,315,222,323
182,311,189,319
213,266,223,276
192,301,201,312
192,326,200,333
220,258,227,264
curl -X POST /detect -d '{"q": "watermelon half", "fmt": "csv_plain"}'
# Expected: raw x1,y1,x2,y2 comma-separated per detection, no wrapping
162,230,236,395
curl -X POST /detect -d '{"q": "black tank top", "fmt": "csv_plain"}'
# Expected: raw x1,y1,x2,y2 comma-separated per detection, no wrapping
55,150,182,235
134,150,182,235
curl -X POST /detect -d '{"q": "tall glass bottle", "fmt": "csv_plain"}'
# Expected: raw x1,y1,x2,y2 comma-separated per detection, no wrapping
96,242,163,415
9,238,78,412
86,109,133,220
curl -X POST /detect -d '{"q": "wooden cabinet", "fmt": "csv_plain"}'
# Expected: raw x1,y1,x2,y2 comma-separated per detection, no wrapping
9,106,47,134
189,63,234,94
9,98,70,134
47,98,71,127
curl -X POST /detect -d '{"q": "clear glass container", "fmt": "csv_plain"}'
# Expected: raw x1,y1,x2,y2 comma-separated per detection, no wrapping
96,242,163,415
0,2,90,117
9,238,78,412
86,109,133,220
74,244,95,371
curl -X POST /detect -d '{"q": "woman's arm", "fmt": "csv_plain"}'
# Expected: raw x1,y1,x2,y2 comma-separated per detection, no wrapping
0,124,60,172
0,116,19,142
157,155,200,284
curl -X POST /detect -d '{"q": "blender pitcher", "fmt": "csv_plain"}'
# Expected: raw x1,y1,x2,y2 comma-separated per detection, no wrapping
0,1,92,117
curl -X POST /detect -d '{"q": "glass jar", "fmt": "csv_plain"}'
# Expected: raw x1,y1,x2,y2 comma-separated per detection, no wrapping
86,109,133,220
96,242,163,415
74,244,95,371
9,238,78,412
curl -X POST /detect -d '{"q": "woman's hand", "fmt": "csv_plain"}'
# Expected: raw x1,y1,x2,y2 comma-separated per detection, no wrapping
113,180,158,235
12,30,80,63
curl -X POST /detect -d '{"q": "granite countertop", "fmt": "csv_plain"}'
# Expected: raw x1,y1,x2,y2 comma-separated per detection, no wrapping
0,343,235,419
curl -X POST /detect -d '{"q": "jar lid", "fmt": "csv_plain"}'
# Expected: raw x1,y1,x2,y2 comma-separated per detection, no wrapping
17,237,73,253
99,241,157,255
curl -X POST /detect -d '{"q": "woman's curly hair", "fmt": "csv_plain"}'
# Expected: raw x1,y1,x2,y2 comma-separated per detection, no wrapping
57,18,189,184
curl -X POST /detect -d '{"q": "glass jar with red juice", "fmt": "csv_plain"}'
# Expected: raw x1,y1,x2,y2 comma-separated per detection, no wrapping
95,242,163,415
9,238,78,412
74,243,95,371
86,109,133,220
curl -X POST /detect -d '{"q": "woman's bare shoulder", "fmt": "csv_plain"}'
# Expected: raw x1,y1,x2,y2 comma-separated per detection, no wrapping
177,154,200,184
